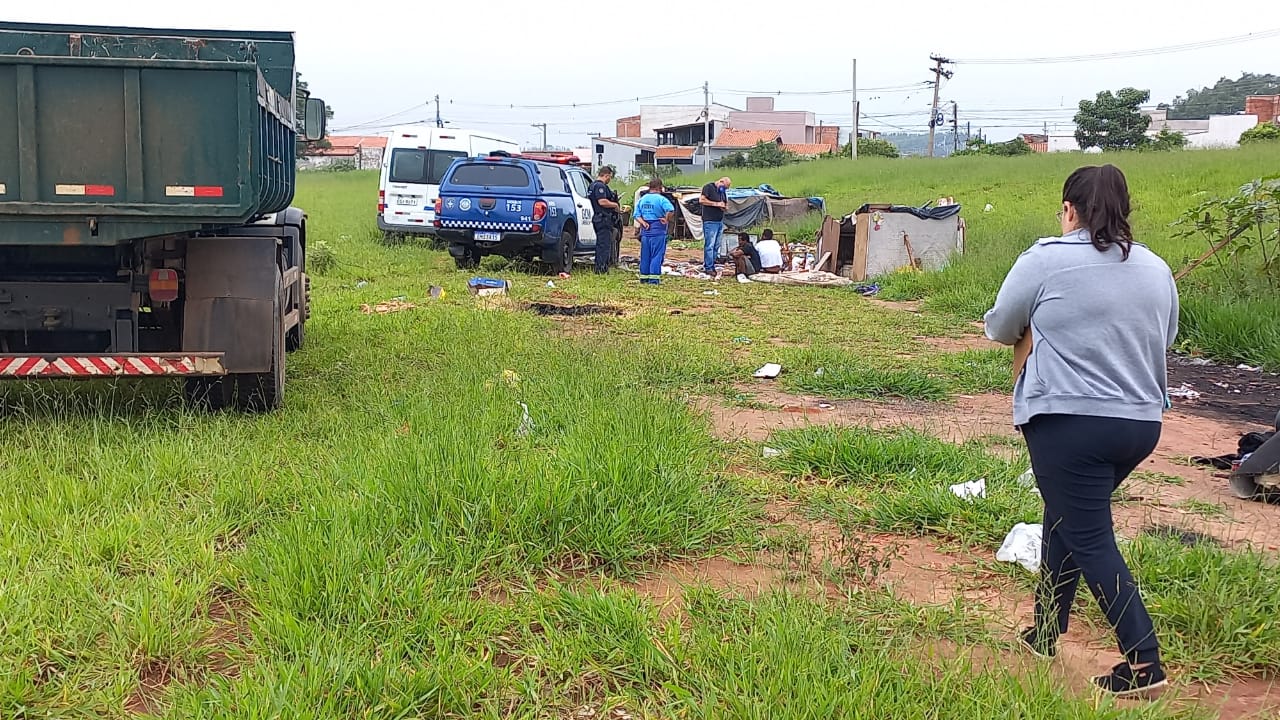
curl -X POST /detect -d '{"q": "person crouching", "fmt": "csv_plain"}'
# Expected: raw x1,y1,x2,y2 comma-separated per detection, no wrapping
634,178,676,285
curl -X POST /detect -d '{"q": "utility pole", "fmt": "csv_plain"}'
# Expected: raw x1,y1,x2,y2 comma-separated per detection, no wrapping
851,58,859,160
434,94,443,128
951,101,959,153
702,80,711,173
531,123,547,151
926,55,953,158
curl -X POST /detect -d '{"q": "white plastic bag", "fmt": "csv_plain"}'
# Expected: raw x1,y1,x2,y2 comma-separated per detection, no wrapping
996,523,1043,573
949,478,986,500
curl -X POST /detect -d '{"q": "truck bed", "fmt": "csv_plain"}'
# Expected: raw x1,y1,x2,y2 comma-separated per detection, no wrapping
0,22,298,246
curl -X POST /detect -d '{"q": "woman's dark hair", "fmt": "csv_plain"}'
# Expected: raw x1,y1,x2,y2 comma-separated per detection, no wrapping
1062,164,1133,259
738,232,751,243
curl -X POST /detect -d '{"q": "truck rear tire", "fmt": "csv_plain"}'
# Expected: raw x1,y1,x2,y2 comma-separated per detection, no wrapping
454,249,481,270
235,275,285,412
552,230,576,275
184,376,234,412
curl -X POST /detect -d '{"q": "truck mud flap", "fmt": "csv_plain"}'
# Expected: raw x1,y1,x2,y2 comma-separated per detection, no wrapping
0,353,224,378
182,236,279,374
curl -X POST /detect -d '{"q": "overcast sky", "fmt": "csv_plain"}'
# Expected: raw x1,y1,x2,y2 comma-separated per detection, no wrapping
9,1,1279,145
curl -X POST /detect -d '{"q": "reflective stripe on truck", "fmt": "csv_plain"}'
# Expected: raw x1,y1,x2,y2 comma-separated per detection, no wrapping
0,354,225,378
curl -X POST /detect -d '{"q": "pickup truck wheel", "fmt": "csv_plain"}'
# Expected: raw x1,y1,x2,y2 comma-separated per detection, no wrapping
552,230,576,275
183,376,233,412
454,249,481,270
235,275,286,413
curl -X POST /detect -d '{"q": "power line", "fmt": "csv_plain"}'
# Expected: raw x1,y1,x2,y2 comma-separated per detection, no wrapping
455,86,704,110
717,82,930,96
954,27,1280,65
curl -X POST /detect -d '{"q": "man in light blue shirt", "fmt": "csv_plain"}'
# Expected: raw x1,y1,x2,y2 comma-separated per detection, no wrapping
634,178,676,285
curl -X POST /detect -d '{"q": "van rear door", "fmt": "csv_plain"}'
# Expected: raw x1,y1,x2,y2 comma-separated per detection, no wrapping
382,145,467,230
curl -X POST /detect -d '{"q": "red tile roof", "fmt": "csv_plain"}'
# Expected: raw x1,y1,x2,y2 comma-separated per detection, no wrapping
714,128,781,148
327,135,388,150
655,145,696,160
782,143,835,157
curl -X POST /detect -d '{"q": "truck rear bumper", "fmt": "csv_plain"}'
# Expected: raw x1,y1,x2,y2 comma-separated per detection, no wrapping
440,229,548,257
0,353,225,379
378,215,437,237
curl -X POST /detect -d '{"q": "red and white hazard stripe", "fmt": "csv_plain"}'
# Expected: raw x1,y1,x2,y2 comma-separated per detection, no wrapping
0,354,224,378
55,184,115,197
165,185,224,198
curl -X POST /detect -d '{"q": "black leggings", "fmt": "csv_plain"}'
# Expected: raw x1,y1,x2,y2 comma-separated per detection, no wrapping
1022,413,1162,666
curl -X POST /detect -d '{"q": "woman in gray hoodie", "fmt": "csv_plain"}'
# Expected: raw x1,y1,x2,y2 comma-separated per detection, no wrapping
984,164,1179,699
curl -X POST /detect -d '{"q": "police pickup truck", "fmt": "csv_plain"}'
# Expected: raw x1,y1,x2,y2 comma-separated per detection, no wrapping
433,152,613,273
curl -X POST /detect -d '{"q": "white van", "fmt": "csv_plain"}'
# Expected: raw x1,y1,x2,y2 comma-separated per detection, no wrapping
377,125,520,238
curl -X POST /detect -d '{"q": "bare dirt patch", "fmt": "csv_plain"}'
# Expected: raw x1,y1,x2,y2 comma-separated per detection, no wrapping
917,334,1000,353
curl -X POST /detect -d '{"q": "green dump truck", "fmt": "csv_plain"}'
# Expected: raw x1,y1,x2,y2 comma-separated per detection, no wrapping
0,21,326,412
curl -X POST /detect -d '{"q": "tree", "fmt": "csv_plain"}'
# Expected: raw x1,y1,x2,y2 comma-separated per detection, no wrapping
840,136,900,158
716,141,799,169
1164,73,1280,120
1075,88,1151,151
1241,123,1280,145
1145,128,1188,151
295,73,334,157
952,136,1031,157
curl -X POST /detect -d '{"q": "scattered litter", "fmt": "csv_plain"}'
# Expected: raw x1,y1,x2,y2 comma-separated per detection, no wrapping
1237,364,1262,372
428,285,445,300
502,369,521,387
997,523,1043,573
546,281,556,288
753,363,782,379
558,272,571,280
983,203,994,212
528,302,621,317
703,290,721,296
814,367,826,377
468,277,510,297
1214,381,1230,389
1168,383,1201,400
762,446,782,458
355,280,369,289
516,402,534,437
391,295,407,302
732,336,752,344
1188,357,1213,366
949,478,987,500
853,283,880,297
737,274,752,283
361,299,416,314
1016,468,1041,495
817,403,834,410
749,271,854,287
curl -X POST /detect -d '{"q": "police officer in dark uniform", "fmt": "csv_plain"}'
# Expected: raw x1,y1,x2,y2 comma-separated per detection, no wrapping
587,166,625,274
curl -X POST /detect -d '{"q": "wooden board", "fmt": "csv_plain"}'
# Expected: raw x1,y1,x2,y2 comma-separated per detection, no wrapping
815,215,839,272
853,213,871,281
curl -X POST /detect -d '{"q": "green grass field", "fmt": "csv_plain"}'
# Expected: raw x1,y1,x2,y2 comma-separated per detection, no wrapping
2,151,1278,718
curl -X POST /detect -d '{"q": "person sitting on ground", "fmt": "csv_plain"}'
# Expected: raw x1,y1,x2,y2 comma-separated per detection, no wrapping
731,232,762,277
754,229,784,274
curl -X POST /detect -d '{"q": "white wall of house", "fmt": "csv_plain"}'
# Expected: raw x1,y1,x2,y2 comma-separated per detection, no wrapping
594,138,654,178
640,104,735,138
1187,115,1259,148
727,110,817,143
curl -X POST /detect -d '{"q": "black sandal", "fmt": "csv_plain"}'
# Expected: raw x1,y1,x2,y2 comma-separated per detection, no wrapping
1092,661,1168,699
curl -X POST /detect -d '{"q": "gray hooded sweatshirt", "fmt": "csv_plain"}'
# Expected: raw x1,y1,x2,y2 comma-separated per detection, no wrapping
983,229,1179,427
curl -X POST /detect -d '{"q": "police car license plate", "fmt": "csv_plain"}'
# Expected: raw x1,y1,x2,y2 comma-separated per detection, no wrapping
475,231,501,242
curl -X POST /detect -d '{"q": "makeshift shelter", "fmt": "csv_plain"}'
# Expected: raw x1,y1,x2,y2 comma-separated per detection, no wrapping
634,184,825,240
813,203,965,280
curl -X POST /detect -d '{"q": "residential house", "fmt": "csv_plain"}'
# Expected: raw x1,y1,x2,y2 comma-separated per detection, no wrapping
298,135,386,170
728,97,821,144
592,136,657,179
1018,133,1049,153
1143,108,1258,148
1245,95,1280,124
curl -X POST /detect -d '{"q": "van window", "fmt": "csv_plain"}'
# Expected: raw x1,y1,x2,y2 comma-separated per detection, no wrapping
536,165,567,193
389,149,469,185
448,163,531,187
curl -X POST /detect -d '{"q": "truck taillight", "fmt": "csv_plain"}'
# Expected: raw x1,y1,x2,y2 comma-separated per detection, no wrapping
378,190,386,213
149,269,179,302
533,201,548,222
434,198,443,214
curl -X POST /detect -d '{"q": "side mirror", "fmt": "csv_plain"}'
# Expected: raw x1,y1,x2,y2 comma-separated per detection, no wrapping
303,97,327,142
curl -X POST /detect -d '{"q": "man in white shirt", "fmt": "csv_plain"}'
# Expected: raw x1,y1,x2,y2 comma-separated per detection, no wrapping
754,229,785,273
